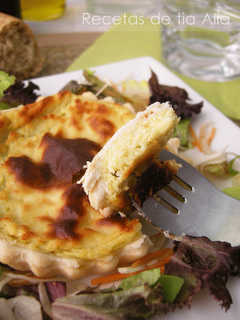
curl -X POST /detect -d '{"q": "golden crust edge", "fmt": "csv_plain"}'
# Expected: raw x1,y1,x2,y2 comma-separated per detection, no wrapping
0,235,151,280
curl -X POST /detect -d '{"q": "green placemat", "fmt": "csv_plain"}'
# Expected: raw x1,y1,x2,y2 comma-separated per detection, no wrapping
66,16,240,121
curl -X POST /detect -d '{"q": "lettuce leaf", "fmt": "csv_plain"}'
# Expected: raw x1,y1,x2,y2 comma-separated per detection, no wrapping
0,71,16,110
148,70,203,119
52,269,184,320
60,70,134,107
52,282,169,320
0,81,40,109
232,172,240,187
164,235,240,311
172,118,190,147
118,268,184,304
222,186,240,200
204,162,230,178
117,268,160,290
158,274,185,303
228,155,240,177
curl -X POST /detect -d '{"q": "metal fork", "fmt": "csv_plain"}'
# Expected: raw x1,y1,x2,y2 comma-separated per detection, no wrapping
132,149,240,246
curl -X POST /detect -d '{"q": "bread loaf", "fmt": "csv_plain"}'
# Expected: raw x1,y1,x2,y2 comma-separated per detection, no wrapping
0,12,44,80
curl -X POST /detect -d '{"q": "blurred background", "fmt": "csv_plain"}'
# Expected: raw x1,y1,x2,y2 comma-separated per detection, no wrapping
0,0,160,77
22,0,110,34
22,0,160,34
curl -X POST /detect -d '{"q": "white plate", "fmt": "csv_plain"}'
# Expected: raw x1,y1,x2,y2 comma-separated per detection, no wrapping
32,56,240,320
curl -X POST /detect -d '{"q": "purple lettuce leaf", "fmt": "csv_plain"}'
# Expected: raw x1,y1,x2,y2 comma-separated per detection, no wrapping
148,70,203,119
52,281,172,320
0,80,40,108
51,270,183,320
44,282,67,303
0,281,66,303
0,283,39,300
164,235,240,311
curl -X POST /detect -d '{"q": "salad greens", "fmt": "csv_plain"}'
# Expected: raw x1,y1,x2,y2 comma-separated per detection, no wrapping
0,70,40,110
60,69,140,109
60,69,205,118
204,162,230,178
0,71,16,96
148,70,203,119
117,268,184,304
203,154,240,198
0,71,16,110
0,81,40,109
165,235,240,311
222,186,240,200
51,269,184,320
117,268,162,290
51,236,240,320
204,155,240,180
228,155,240,177
172,118,191,147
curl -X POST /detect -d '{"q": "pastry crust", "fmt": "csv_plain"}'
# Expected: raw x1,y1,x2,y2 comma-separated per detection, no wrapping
0,91,150,279
0,235,151,279
0,12,44,80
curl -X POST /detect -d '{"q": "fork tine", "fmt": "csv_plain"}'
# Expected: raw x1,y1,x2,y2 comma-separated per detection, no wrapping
136,196,180,231
167,180,192,198
132,148,240,245
156,188,184,211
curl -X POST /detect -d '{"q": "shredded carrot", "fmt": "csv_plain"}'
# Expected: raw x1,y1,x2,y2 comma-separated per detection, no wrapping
207,127,216,146
91,265,165,286
91,272,136,286
146,256,172,269
198,124,211,154
107,79,117,90
157,247,175,261
199,124,206,147
91,247,174,286
188,125,203,152
131,247,171,267
111,82,118,90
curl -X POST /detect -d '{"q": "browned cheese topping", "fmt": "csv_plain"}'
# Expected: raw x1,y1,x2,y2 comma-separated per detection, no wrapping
6,133,101,188
0,91,148,279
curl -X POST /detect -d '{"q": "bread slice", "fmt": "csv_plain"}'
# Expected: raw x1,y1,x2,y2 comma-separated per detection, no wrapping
80,102,180,214
0,12,44,80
